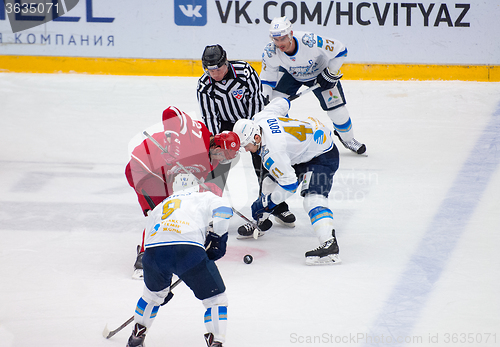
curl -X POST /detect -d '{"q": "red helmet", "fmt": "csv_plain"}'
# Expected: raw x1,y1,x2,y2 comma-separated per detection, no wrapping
214,131,240,160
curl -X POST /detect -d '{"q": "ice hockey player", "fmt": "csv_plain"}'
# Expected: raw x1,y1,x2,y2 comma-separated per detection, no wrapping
232,97,341,265
261,16,366,155
197,44,296,234
126,173,232,347
125,105,240,278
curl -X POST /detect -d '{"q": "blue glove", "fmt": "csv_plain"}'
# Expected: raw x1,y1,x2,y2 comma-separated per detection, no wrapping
251,194,277,221
205,232,228,261
316,68,342,90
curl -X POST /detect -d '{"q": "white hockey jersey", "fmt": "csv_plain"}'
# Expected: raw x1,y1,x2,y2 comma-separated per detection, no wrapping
254,98,334,191
261,31,347,85
144,189,233,249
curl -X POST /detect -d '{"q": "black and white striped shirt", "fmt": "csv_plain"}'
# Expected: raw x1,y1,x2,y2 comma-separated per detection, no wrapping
197,60,264,135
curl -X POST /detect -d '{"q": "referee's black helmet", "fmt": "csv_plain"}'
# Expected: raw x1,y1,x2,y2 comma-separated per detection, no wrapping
202,44,227,70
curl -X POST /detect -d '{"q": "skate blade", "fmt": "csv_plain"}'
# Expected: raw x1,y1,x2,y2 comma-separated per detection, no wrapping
102,324,111,338
274,218,295,228
305,254,342,266
237,231,265,240
132,269,143,280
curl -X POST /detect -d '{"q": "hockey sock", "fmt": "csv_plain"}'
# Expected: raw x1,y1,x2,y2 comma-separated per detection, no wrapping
202,293,228,343
134,297,160,330
327,107,354,142
133,286,171,330
304,194,334,243
204,306,227,343
308,206,335,243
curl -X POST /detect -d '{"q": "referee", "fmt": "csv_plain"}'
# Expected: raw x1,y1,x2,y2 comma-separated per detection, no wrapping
197,44,296,232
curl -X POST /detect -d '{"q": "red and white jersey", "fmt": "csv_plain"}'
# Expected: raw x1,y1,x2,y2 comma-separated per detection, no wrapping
161,106,215,177
125,106,218,214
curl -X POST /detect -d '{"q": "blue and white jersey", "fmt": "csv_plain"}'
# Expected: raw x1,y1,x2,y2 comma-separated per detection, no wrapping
144,189,233,249
261,31,347,85
254,98,335,191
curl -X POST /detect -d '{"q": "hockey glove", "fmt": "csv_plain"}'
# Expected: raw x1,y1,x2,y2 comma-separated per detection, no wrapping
316,68,343,90
205,231,228,261
251,194,277,221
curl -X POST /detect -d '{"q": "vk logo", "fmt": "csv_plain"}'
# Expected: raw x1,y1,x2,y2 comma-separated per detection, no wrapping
174,0,206,26
180,5,202,18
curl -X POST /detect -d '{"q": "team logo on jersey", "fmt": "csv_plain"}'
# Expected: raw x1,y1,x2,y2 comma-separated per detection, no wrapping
264,43,277,58
232,89,244,100
174,0,207,26
151,223,160,237
313,130,327,145
302,33,316,48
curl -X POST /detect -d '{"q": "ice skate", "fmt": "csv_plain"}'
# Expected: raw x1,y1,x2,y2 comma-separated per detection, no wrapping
126,323,146,347
305,230,341,265
272,202,296,227
237,219,272,239
334,130,366,155
132,245,144,280
204,333,223,347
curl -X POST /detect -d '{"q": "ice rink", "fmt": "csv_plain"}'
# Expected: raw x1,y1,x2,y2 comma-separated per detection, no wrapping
1,73,499,347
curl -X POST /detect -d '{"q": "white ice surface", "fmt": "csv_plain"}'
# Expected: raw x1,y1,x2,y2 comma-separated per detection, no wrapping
1,73,499,347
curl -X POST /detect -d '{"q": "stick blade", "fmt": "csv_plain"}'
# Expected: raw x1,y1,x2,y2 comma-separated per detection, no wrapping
102,324,112,339
252,228,259,239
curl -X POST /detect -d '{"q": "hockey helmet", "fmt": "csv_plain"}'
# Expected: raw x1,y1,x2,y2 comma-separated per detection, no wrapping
213,131,240,160
202,44,227,71
233,119,260,147
172,173,200,193
269,16,293,38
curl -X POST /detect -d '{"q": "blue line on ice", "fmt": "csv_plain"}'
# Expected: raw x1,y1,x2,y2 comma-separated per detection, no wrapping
366,101,500,344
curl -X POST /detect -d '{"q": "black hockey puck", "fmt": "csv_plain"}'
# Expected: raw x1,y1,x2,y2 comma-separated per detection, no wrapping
243,254,253,264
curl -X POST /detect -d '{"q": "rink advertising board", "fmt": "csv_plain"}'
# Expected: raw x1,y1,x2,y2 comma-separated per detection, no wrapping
0,0,499,80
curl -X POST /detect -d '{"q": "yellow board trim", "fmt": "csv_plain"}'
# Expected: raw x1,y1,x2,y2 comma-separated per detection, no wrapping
1,55,499,81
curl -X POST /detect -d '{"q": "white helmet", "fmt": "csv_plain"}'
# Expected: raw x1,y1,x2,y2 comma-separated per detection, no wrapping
172,173,199,193
233,119,260,147
269,16,292,38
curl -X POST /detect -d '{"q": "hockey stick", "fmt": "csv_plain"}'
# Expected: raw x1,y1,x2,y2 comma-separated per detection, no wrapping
102,277,183,339
142,130,261,236
288,83,320,101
